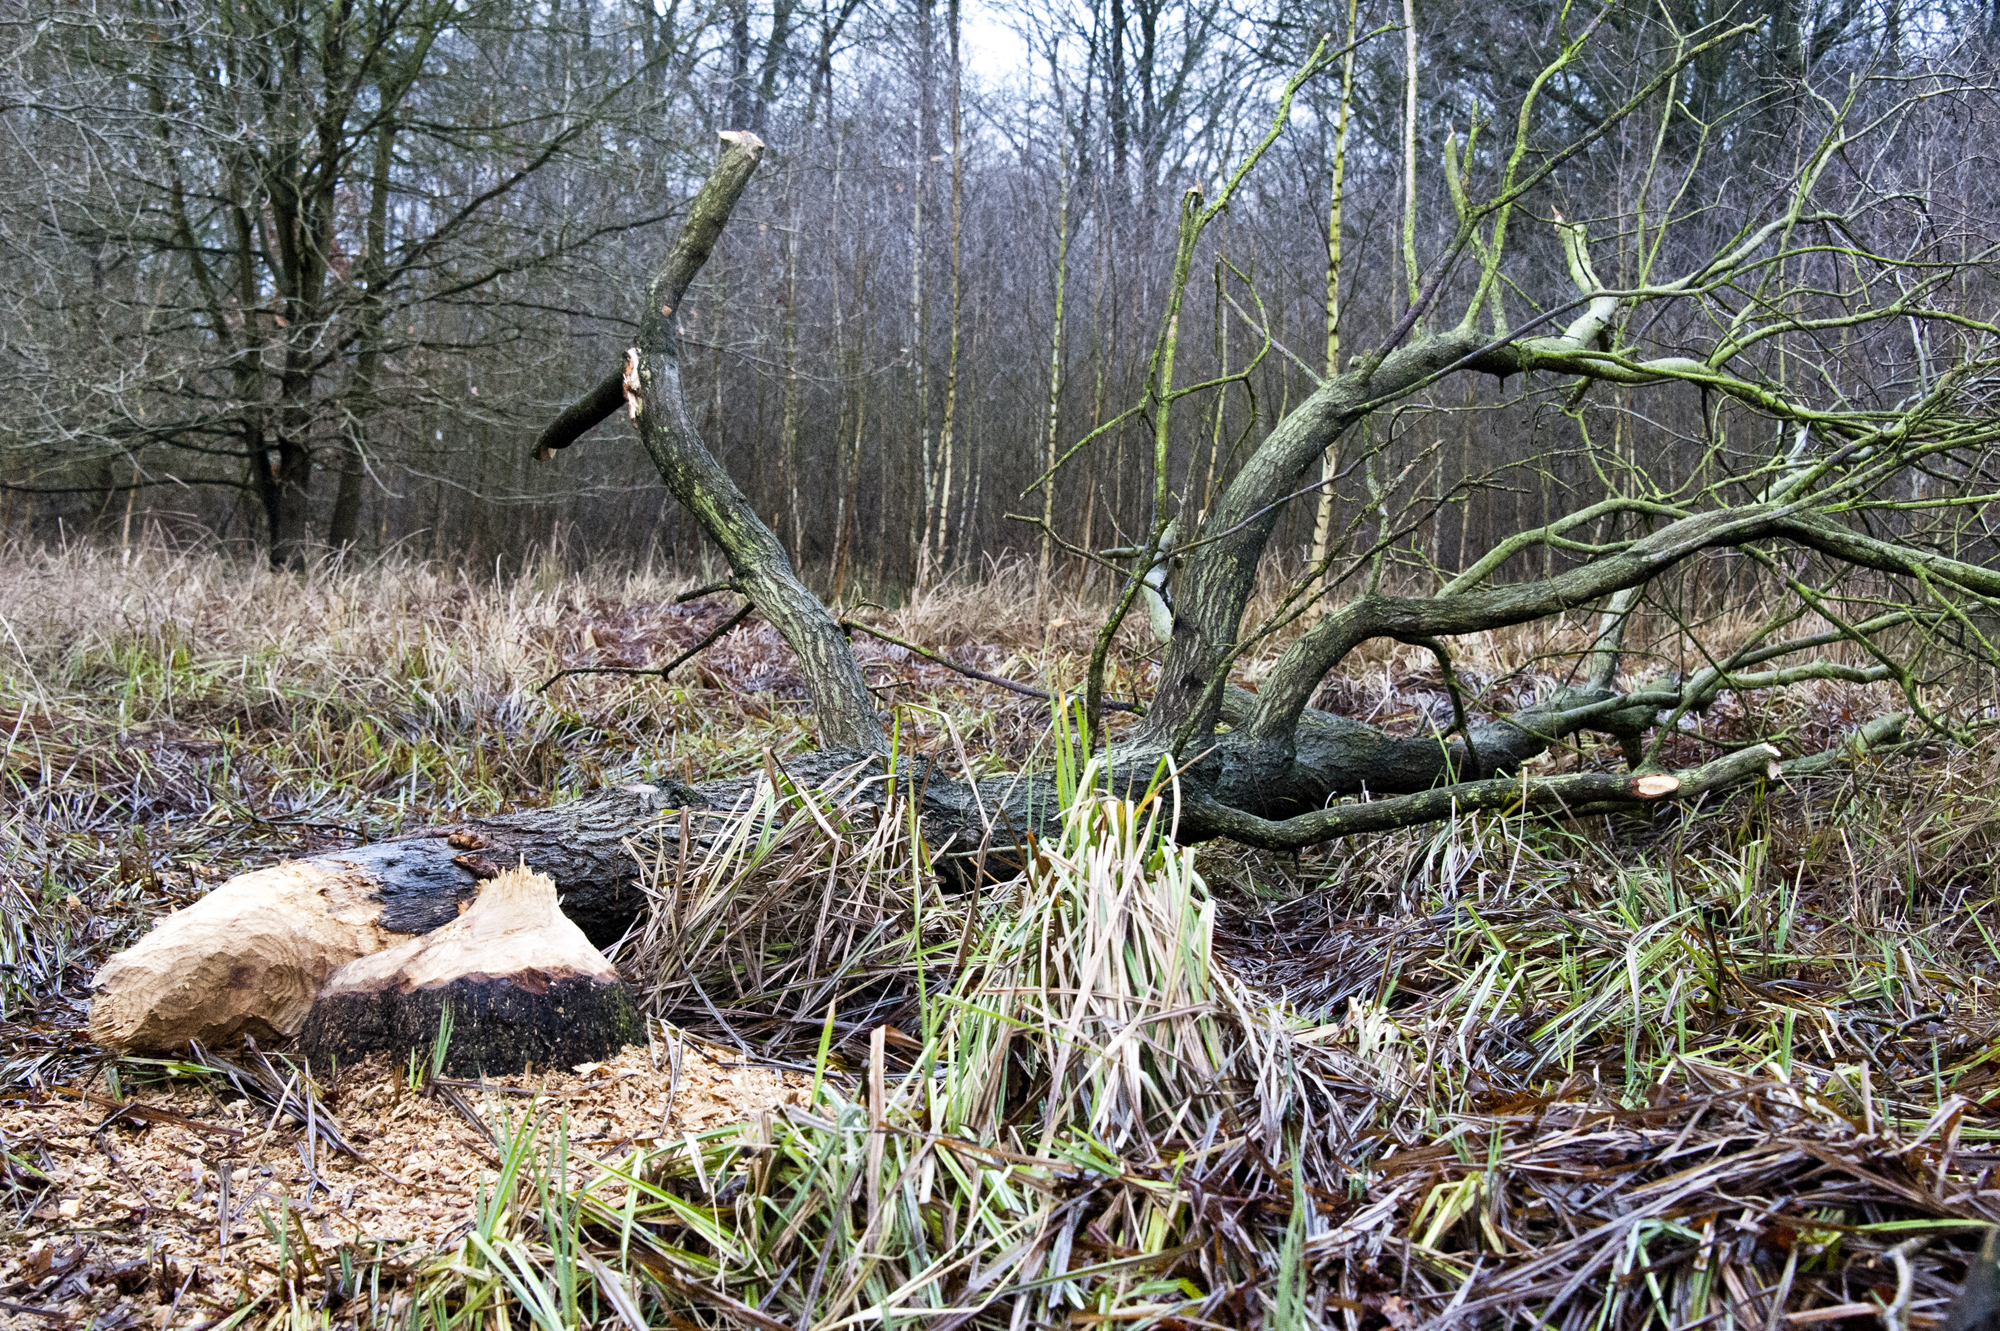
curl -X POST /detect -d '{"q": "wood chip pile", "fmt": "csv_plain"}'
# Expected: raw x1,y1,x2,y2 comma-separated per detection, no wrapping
0,1038,803,1328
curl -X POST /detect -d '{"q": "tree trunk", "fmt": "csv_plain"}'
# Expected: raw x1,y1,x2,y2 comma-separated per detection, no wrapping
266,435,315,570
1305,0,1358,602
1038,130,1070,602
933,0,965,575
626,132,883,752
329,115,399,552
328,439,365,552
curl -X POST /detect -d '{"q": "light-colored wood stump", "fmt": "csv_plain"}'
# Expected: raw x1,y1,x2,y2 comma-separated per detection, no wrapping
298,864,642,1078
88,783,694,1054
87,848,463,1053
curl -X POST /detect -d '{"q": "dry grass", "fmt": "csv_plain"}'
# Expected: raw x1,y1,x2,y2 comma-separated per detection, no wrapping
1,538,1996,1328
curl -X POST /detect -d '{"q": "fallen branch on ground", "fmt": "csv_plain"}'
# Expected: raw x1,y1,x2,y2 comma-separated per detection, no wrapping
1185,745,1784,848
538,602,755,694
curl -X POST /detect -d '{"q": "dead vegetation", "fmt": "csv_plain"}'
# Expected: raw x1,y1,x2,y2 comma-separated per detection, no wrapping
0,1042,801,1328
3,541,1999,1328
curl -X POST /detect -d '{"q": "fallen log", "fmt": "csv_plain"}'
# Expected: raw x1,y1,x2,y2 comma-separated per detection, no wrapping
298,864,642,1078
87,759,1019,1054
88,720,1829,1057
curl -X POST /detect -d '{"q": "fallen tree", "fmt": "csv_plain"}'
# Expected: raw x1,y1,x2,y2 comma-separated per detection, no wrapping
520,43,1990,856
91,28,2000,1050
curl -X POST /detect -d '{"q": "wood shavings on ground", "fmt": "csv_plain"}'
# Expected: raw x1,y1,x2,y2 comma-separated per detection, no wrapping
0,1035,803,1328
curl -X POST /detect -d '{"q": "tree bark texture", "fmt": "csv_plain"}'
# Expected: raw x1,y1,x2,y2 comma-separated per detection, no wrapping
543,130,884,753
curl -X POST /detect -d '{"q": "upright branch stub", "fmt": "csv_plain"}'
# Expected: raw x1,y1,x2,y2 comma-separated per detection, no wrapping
533,373,625,459
531,130,776,461
638,130,768,359
623,131,885,753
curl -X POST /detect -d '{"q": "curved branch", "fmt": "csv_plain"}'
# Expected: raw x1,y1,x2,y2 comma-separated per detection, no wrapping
618,131,883,753
1781,712,1908,776
1250,505,1794,746
538,602,754,694
1182,745,1781,850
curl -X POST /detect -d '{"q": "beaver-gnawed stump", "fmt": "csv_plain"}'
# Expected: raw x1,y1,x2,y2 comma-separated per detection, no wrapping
299,864,641,1078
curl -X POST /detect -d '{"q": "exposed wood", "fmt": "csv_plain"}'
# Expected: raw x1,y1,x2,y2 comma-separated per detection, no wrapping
89,856,421,1053
89,783,697,1053
299,865,642,1078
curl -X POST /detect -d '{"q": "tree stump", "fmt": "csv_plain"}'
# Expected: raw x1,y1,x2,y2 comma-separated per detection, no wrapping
299,864,642,1078
88,782,695,1055
88,855,437,1053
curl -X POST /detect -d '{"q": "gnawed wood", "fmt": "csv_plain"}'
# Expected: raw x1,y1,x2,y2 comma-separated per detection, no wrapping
88,858,416,1052
89,782,698,1053
299,865,641,1078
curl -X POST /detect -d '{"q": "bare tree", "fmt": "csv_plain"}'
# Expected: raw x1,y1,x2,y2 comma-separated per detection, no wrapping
0,0,709,563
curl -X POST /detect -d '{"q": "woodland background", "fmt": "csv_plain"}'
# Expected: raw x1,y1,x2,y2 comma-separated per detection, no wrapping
5,0,1988,587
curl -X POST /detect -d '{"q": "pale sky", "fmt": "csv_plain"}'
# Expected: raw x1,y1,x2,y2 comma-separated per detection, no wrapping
961,0,1035,89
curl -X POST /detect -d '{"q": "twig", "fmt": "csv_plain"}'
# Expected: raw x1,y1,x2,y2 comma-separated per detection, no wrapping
427,1081,503,1162
51,1086,243,1143
839,620,1140,714
0,1298,68,1321
674,579,741,604
539,602,755,693
1879,1238,1927,1331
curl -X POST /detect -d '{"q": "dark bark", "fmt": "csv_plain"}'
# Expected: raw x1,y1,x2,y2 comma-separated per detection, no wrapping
1202,684,1652,820
265,435,315,570
301,973,642,1078
329,116,397,551
1182,746,1783,850
534,372,626,459
328,439,366,549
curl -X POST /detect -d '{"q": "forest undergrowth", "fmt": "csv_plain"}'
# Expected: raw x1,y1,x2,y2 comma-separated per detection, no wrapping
3,540,2000,1328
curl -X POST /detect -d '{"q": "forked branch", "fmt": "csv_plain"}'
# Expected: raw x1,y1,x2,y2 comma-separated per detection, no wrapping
537,131,884,752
